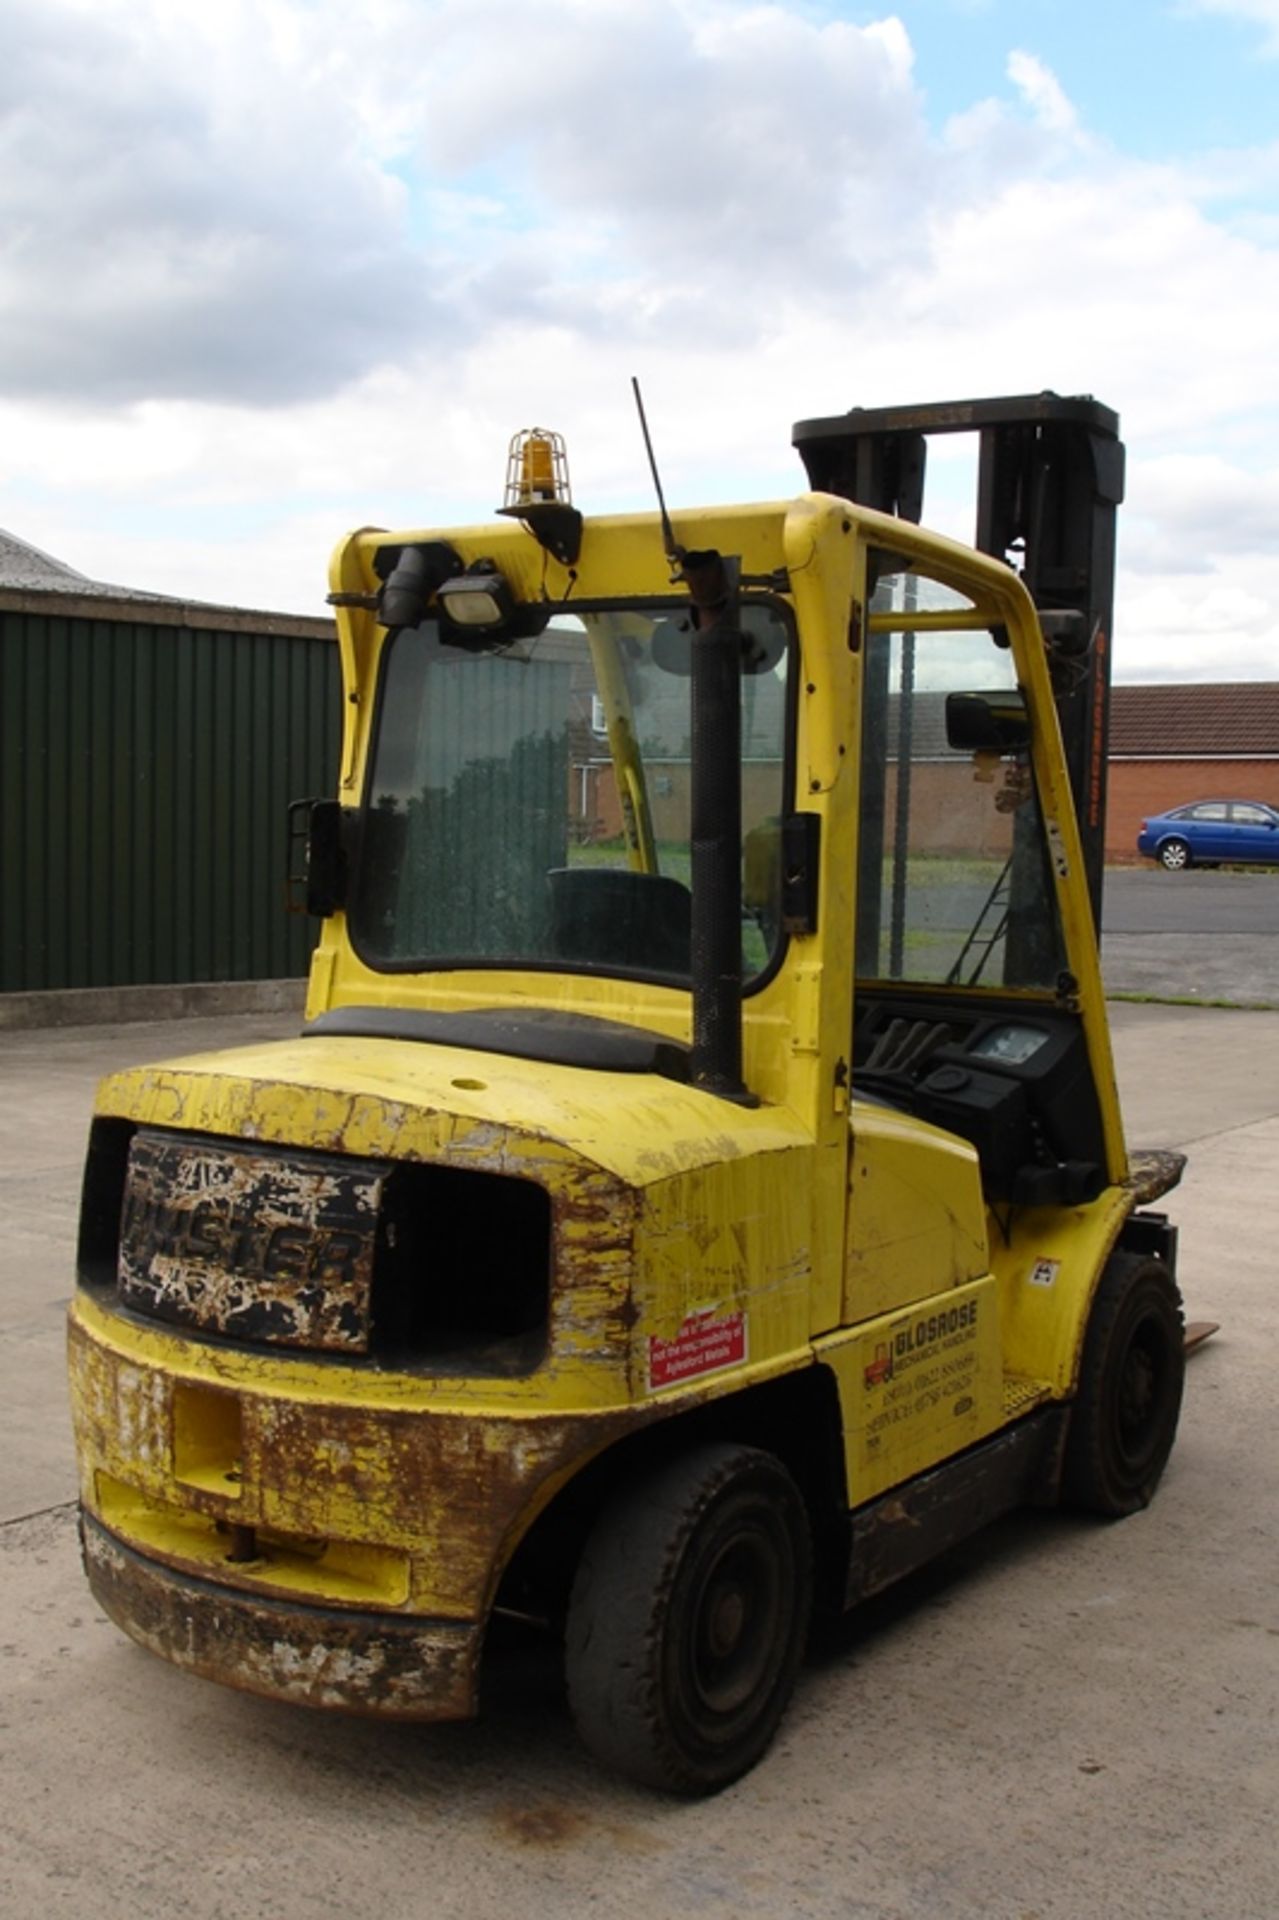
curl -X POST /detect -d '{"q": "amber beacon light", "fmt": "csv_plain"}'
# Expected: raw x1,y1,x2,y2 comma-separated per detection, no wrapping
497,427,583,566
503,427,572,508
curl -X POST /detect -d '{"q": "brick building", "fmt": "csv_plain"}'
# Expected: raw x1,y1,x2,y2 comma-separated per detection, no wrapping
1107,682,1279,862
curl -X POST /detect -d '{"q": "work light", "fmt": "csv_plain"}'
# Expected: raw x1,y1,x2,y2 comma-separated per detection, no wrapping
437,569,516,628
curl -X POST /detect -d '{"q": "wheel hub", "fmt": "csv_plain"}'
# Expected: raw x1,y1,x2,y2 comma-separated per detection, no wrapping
1122,1344,1156,1430
691,1533,784,1716
706,1583,747,1659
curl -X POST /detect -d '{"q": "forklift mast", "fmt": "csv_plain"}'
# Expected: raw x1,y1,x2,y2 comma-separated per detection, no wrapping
792,392,1125,926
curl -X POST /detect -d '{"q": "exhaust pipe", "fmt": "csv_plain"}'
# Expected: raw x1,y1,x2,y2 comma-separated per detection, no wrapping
684,552,753,1105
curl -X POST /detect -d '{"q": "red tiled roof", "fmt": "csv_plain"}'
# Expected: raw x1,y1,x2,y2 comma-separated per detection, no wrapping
1109,682,1279,758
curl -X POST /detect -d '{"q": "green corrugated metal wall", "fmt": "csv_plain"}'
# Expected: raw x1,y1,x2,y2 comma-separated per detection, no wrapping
1,608,340,993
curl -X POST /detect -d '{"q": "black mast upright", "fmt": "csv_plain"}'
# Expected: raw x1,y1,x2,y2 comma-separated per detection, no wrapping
793,392,1125,928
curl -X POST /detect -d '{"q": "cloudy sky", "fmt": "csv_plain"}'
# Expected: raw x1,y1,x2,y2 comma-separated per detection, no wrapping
2,0,1277,682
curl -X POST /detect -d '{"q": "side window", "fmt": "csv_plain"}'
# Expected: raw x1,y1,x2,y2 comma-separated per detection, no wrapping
1189,803,1228,820
856,561,1066,992
1231,804,1269,825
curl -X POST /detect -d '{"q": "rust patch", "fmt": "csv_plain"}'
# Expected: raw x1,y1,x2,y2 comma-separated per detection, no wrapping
1124,1148,1187,1206
69,1309,655,1623
552,1175,639,1379
118,1130,382,1353
497,1803,590,1848
494,1803,661,1854
82,1514,481,1719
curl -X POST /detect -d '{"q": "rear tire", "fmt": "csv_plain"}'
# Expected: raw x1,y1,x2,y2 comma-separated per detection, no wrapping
1159,837,1191,871
565,1444,812,1795
1062,1253,1185,1517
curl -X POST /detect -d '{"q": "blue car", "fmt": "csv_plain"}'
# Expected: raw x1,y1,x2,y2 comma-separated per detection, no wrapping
1137,799,1279,870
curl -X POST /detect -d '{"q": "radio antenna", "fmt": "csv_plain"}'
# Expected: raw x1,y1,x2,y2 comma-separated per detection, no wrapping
631,377,685,568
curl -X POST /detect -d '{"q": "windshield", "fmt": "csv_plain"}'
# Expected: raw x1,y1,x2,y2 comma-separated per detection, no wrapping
352,599,792,983
856,561,1068,994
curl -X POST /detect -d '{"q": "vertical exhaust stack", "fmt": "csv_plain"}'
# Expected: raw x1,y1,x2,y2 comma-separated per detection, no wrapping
685,553,753,1106
630,380,753,1103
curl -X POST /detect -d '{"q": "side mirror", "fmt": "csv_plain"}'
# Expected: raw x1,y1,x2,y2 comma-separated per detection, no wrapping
286,798,349,917
946,690,1032,754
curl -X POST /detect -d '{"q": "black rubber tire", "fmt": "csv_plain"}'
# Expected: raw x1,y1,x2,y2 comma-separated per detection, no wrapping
564,1444,812,1795
1062,1253,1185,1517
1159,837,1191,871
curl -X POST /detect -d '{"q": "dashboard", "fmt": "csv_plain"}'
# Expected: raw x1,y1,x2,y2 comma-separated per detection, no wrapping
852,992,1107,1207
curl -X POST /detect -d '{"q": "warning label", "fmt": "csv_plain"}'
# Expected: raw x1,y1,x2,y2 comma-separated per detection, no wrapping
648,1309,747,1390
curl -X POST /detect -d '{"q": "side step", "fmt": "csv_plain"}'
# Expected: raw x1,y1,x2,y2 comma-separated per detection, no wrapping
845,1407,1065,1608
1002,1375,1051,1418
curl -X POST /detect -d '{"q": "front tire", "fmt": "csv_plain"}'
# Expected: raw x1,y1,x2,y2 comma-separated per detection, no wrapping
1062,1253,1185,1517
1159,837,1191,871
565,1444,812,1795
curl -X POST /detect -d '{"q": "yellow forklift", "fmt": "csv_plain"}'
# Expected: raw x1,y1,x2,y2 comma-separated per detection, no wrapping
68,394,1190,1793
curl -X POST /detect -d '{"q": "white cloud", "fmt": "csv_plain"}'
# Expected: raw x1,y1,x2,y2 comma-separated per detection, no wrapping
1006,49,1079,135
1126,455,1279,564
0,0,427,403
0,0,1276,686
385,0,932,310
1117,570,1279,681
1115,451,1279,679
1182,0,1279,53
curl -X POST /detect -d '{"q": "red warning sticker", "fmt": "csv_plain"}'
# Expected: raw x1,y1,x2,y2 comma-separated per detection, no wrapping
648,1309,747,1390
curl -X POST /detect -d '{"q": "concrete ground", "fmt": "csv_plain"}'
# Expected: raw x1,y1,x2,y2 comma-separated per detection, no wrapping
2,1004,1277,1920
